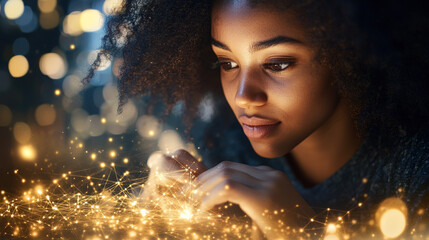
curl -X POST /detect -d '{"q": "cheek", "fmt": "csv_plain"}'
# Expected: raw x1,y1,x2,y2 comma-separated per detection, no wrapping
221,78,237,112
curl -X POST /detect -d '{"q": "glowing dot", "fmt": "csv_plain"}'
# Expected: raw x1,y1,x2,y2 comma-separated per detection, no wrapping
362,178,368,183
35,185,43,195
54,89,61,96
101,118,107,124
21,179,26,183
110,163,115,167
13,122,31,144
326,224,336,233
108,137,113,142
19,145,36,161
39,52,67,79
148,130,155,136
180,209,193,220
5,0,24,20
417,208,425,215
35,104,56,126
8,55,29,78
100,162,106,168
91,153,96,160
337,217,342,221
224,185,229,190
110,151,116,158
123,158,129,164
358,202,363,207
70,44,75,50
0,190,4,195
140,209,148,217
80,9,104,32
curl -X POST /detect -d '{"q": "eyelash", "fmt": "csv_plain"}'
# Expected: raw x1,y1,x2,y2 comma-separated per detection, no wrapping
214,59,295,72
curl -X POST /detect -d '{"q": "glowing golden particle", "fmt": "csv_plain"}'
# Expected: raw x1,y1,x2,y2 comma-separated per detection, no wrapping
326,223,336,233
70,44,75,50
39,52,67,79
54,89,61,96
358,202,363,207
52,179,57,184
338,217,342,221
109,150,116,158
310,218,314,222
110,163,115,167
100,162,106,168
108,137,113,142
140,209,148,217
86,176,91,180
299,228,304,233
1,190,4,195
123,158,129,164
224,185,229,190
398,188,403,193
148,130,155,136
91,153,96,160
14,169,18,174
19,145,37,161
21,179,26,183
327,207,331,211
78,143,83,148
417,208,425,215
274,210,278,215
101,118,107,124
362,178,368,183
128,231,136,238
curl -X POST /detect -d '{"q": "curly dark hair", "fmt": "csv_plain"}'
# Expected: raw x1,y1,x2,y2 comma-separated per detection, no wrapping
84,0,429,139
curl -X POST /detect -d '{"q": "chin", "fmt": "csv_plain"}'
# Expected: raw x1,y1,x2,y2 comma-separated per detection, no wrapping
250,141,288,159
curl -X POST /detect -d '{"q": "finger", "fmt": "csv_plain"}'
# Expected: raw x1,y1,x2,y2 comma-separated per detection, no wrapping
199,178,256,212
196,161,270,184
195,167,262,200
171,149,207,176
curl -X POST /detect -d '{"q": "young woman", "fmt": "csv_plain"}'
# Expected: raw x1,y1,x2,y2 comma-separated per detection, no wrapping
86,0,429,238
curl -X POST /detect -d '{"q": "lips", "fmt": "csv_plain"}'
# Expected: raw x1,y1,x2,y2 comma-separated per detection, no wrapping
238,115,280,139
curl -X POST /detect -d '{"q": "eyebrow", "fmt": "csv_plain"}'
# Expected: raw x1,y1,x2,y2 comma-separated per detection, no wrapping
211,35,303,52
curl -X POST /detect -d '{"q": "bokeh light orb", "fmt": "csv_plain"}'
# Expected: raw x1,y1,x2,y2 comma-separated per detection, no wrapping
19,144,37,161
88,49,111,71
103,0,123,15
8,55,29,78
39,52,67,79
62,74,83,97
376,197,407,239
13,122,31,144
38,0,56,13
35,104,56,126
63,11,83,36
80,9,104,32
0,105,13,127
137,115,161,139
4,0,24,20
40,10,59,29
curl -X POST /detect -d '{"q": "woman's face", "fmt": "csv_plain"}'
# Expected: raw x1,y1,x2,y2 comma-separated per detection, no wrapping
211,1,340,158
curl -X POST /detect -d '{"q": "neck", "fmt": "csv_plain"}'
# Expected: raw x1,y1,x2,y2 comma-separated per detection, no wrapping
288,99,361,187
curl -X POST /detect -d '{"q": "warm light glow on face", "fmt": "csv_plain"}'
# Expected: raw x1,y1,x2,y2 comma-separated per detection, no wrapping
8,55,29,78
79,9,104,32
38,0,56,13
35,104,56,126
4,0,24,20
39,52,67,79
19,145,37,161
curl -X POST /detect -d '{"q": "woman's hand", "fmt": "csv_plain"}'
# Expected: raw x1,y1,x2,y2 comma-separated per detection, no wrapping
194,161,315,239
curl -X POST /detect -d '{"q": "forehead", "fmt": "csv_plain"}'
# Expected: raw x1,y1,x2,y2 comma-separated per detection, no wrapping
211,0,307,44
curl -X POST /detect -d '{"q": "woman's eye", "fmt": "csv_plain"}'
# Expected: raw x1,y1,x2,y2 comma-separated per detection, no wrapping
219,61,238,71
263,61,293,72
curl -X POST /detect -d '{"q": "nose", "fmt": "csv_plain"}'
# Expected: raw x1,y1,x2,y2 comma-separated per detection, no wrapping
235,71,267,108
